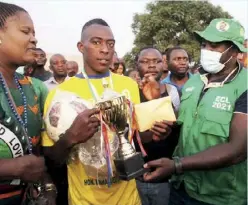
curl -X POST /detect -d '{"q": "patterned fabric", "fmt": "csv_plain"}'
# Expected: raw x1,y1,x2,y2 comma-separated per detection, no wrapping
0,72,47,203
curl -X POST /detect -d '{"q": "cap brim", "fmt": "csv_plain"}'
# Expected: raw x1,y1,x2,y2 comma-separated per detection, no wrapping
194,31,247,53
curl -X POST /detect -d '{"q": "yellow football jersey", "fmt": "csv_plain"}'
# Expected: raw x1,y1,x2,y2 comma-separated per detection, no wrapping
42,73,141,205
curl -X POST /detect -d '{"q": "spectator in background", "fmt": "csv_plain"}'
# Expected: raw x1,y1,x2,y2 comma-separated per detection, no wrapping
32,48,53,81
110,51,119,73
66,60,79,77
125,69,141,83
242,39,247,68
44,54,68,90
134,47,180,205
161,49,170,80
190,63,200,74
24,63,35,76
161,47,191,93
44,54,69,205
116,60,126,75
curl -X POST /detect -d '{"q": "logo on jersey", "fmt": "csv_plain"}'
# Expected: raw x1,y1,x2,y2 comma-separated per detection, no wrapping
212,96,232,111
185,86,195,92
0,123,24,185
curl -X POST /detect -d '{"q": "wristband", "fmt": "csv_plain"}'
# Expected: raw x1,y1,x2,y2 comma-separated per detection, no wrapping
172,156,183,175
44,183,57,194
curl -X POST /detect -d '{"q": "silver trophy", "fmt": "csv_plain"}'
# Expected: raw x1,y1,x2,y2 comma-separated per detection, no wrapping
96,94,146,180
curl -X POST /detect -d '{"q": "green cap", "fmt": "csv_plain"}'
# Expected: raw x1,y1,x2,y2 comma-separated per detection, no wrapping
194,18,247,52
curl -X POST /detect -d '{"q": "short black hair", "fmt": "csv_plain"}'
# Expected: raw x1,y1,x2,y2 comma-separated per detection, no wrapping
125,69,138,77
0,2,27,29
135,46,162,63
81,18,109,39
35,48,45,53
162,48,170,56
166,46,188,61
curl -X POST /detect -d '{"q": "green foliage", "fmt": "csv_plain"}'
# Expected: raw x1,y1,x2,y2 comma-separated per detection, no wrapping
124,1,232,67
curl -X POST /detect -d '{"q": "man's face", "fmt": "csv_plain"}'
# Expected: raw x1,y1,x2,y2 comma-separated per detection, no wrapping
66,61,79,77
201,40,236,65
34,50,47,66
77,24,115,74
137,48,163,80
128,70,140,82
50,54,67,77
110,53,119,73
162,54,168,72
168,49,189,77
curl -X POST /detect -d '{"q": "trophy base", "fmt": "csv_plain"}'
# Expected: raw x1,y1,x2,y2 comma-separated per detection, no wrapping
114,152,146,181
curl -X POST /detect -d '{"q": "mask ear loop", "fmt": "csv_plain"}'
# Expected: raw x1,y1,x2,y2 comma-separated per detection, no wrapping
220,45,234,70
220,66,238,86
222,45,233,54
222,45,233,63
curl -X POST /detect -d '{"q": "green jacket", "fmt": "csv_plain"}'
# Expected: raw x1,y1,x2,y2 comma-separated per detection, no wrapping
173,68,247,205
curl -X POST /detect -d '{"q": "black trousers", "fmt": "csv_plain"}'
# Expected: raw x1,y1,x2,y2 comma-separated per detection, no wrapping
49,164,68,205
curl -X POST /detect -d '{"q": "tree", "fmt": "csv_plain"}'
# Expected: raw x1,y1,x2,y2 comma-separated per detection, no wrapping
124,1,232,68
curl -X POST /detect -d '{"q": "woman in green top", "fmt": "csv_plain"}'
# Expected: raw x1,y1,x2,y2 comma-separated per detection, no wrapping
0,2,55,205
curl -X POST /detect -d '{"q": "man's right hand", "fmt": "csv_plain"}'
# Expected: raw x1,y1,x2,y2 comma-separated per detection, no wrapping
140,74,161,100
65,108,100,145
15,155,46,183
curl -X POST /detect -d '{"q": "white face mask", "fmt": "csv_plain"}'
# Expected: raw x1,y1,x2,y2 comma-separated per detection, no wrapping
200,46,232,74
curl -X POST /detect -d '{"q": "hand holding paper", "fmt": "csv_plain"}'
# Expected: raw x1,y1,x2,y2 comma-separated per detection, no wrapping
134,96,176,133
151,120,174,141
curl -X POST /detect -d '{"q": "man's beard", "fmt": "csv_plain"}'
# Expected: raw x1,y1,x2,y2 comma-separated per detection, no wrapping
33,62,45,68
56,74,67,78
155,71,163,81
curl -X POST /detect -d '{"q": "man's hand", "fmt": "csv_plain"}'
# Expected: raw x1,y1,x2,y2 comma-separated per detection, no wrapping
151,120,175,141
143,158,175,182
15,155,46,183
140,74,161,100
43,191,57,205
65,108,100,145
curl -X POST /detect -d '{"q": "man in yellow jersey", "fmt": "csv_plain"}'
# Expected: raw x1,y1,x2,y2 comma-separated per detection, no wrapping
42,18,141,205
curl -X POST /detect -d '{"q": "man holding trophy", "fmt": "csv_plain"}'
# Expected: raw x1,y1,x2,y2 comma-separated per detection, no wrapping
41,19,143,205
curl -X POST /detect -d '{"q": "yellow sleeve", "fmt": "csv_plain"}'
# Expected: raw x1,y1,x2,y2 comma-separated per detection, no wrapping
41,89,57,147
129,80,140,104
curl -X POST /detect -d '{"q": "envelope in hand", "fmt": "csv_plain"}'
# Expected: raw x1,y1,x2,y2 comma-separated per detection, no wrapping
134,96,176,132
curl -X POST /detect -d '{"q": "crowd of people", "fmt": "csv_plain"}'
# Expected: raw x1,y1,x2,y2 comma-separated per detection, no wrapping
0,2,247,205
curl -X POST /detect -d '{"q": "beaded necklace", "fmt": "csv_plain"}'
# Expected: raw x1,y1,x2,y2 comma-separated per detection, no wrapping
0,73,32,154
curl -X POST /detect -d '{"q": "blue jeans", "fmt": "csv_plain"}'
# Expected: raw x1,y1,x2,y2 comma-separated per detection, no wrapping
136,180,170,205
169,184,212,205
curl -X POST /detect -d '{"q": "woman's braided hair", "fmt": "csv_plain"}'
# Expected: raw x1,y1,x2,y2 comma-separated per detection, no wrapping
0,2,27,28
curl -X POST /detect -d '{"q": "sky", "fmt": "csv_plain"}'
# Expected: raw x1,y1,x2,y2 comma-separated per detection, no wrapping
2,0,248,58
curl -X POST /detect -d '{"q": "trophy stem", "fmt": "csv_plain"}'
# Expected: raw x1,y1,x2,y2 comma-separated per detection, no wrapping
115,130,136,160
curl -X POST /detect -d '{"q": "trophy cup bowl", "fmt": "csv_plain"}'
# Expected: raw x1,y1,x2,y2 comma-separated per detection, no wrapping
96,95,146,180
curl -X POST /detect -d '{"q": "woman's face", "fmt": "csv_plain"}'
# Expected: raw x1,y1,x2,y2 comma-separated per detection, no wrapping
0,11,37,66
116,64,124,75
